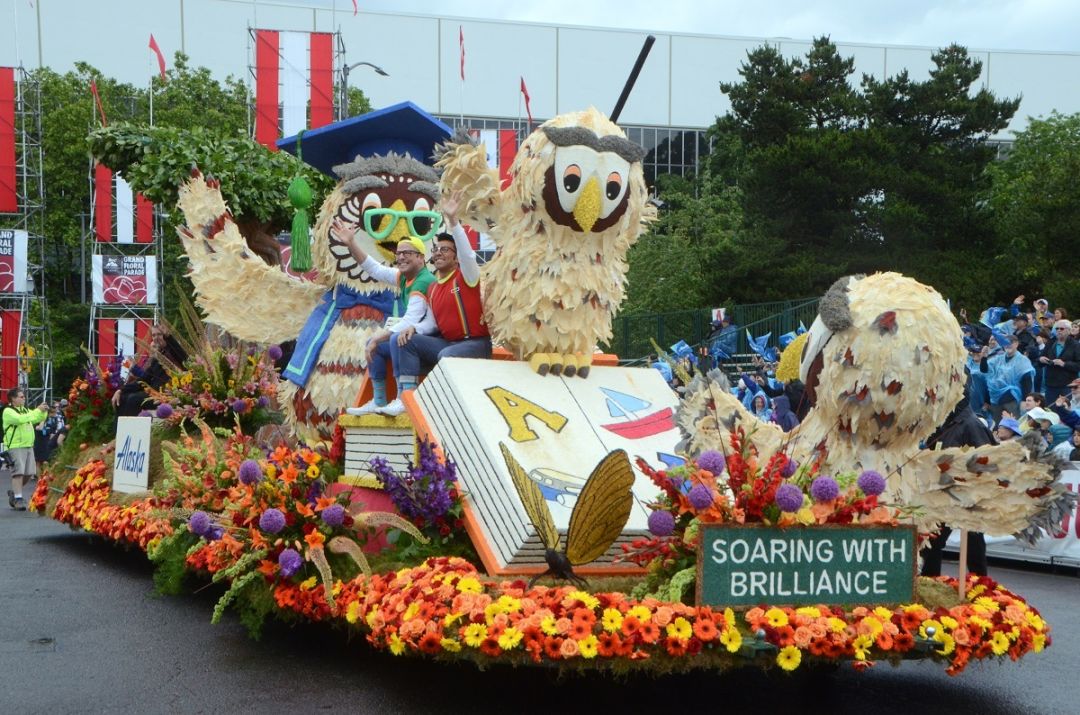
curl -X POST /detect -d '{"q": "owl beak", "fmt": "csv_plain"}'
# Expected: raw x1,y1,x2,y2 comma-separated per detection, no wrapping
374,199,410,259
572,176,602,233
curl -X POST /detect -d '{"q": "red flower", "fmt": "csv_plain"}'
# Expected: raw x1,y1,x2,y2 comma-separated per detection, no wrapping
543,636,563,660
418,632,442,655
597,632,620,657
692,618,719,642
893,632,915,652
640,622,660,644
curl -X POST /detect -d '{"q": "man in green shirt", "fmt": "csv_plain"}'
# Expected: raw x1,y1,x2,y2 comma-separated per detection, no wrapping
333,225,436,415
4,388,48,511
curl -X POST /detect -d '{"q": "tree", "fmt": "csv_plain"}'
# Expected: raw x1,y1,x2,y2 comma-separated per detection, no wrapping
988,112,1080,309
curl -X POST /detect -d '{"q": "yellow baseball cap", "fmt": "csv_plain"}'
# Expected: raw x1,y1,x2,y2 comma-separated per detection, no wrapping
398,236,427,256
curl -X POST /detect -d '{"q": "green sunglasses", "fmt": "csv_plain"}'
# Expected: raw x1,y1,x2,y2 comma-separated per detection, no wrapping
363,208,443,241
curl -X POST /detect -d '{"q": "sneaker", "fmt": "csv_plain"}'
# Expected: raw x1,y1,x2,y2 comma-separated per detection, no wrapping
378,398,406,417
345,399,382,416
12,497,25,512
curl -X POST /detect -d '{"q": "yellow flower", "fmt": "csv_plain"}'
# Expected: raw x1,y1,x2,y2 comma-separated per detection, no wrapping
389,634,405,656
939,615,959,631
484,603,503,623
628,605,652,622
795,606,822,619
567,590,600,610
990,631,1010,656
498,627,523,650
299,576,318,591
463,623,487,647
974,596,1000,612
440,638,462,653
666,617,693,642
969,615,993,630
541,615,559,636
860,616,883,637
723,608,736,627
403,602,420,621
578,634,599,659
777,645,802,671
366,607,379,629
796,507,815,525
443,612,464,627
496,595,522,613
720,627,742,653
601,608,623,633
456,577,482,594
1033,634,1046,653
765,608,789,628
345,602,361,624
827,617,847,634
919,619,943,640
306,465,320,478
966,583,987,599
935,632,956,656
1025,612,1045,631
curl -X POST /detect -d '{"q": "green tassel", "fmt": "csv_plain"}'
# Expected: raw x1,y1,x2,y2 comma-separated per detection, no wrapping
288,131,314,272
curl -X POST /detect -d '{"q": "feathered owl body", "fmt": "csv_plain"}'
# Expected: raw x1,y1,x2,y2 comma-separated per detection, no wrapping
178,153,440,442
677,272,1076,539
438,108,655,360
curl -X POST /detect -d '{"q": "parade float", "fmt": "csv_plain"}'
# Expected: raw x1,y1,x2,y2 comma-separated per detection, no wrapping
31,93,1075,677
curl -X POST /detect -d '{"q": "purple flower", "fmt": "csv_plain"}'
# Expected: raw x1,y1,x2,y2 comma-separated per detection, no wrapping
775,483,804,512
687,484,714,510
155,403,174,419
647,510,676,537
810,476,840,503
138,410,153,417
188,510,211,536
858,470,887,497
259,508,286,534
278,548,303,578
371,442,459,526
238,459,263,486
780,457,799,479
268,344,283,361
321,504,345,527
256,396,270,409
231,399,248,414
207,525,225,541
697,450,726,475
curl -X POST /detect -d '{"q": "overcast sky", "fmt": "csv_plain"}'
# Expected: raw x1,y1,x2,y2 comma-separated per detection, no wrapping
306,0,1080,53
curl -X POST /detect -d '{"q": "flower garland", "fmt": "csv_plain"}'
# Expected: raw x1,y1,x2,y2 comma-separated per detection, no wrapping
36,463,1051,676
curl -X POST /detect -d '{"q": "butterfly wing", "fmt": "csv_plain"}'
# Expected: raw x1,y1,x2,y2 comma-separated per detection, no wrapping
564,449,636,566
499,442,560,551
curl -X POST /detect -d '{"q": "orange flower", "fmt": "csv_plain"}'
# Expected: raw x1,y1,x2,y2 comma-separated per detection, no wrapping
295,501,315,518
570,619,593,641
280,464,300,486
418,632,442,654
597,632,620,657
665,636,688,656
572,608,596,629
875,631,894,651
559,638,580,658
314,495,337,512
305,530,326,549
257,559,278,577
693,618,719,642
640,622,660,644
543,637,563,660
621,615,642,638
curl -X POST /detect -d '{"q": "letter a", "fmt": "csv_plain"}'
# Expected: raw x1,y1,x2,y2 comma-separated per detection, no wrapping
484,387,569,442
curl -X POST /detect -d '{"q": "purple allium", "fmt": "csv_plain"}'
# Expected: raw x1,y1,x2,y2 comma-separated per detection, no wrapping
278,548,303,578
231,399,248,413
268,344,283,361
155,403,174,419
780,457,799,479
858,470,887,497
238,459,263,486
138,410,153,417
321,504,345,527
207,525,225,541
647,510,676,537
697,450,726,475
256,396,270,409
775,483,805,513
687,484,715,510
259,508,286,534
810,476,840,503
188,510,211,536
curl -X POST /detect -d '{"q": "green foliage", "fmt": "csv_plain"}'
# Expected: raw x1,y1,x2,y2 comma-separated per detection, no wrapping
988,112,1080,309
148,528,200,595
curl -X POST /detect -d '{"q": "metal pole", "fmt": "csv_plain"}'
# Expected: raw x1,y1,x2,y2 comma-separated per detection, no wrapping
610,35,655,123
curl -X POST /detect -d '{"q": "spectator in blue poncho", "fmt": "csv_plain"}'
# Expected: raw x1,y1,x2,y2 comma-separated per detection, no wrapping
979,335,1035,423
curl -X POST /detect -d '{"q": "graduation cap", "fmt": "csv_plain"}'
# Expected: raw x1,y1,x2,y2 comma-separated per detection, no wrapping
746,330,779,362
980,306,1008,327
670,340,694,361
277,101,452,177
990,328,1014,351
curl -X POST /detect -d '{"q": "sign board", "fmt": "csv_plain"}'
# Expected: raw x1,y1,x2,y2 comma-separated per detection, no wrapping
112,416,152,494
91,254,158,304
697,524,916,608
413,358,677,575
0,228,28,293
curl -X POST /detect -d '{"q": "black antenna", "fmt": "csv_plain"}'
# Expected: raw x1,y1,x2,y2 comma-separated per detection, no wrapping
610,35,656,123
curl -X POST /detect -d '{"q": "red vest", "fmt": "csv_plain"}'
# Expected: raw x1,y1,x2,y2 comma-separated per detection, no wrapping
428,269,489,341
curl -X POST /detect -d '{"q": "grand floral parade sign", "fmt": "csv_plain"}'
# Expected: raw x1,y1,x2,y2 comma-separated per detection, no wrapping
31,418,1053,677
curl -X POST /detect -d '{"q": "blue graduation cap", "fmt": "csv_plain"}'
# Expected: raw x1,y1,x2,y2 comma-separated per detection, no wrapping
277,101,452,177
980,306,1008,327
670,340,694,361
990,328,1013,351
746,330,778,361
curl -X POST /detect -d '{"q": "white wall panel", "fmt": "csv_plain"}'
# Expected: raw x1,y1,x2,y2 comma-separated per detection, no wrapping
671,35,762,127
987,51,1080,135
339,12,439,112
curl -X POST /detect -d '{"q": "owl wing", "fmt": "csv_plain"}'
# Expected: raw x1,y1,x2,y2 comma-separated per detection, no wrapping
435,132,503,231
899,437,1078,541
177,172,324,344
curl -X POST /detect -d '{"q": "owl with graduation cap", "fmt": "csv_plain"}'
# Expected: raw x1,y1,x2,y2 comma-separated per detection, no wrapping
436,108,655,377
177,102,451,442
677,272,1076,542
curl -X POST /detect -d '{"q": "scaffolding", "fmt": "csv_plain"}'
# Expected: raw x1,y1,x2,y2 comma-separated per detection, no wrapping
0,67,52,405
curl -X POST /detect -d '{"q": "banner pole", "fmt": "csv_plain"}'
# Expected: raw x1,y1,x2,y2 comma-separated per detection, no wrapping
957,529,969,597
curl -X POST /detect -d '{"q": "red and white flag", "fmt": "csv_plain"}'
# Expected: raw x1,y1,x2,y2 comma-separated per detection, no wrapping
459,26,465,81
93,164,154,245
351,0,358,16
0,67,16,213
254,29,334,149
148,34,167,81
95,317,154,371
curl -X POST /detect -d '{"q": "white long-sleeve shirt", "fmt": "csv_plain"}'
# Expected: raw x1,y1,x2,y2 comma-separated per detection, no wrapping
360,257,433,334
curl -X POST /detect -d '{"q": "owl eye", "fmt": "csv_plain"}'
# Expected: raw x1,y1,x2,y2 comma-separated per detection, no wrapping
605,172,623,201
410,197,434,237
563,165,582,193
360,192,384,235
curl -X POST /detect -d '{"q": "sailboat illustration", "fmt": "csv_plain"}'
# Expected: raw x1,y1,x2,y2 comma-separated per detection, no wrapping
599,387,674,439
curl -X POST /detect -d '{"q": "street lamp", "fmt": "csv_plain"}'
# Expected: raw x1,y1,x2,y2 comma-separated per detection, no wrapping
341,61,389,119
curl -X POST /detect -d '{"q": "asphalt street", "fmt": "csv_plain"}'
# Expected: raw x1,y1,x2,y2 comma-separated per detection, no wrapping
2,499,1079,715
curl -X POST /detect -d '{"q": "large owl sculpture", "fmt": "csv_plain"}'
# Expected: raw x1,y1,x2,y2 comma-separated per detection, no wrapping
176,103,450,442
678,272,1076,541
437,107,656,377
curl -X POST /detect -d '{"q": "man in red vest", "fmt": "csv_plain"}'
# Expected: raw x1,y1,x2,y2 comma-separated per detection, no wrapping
384,191,491,415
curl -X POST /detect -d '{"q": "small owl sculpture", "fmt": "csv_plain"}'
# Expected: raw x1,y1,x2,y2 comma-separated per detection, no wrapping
437,107,656,377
